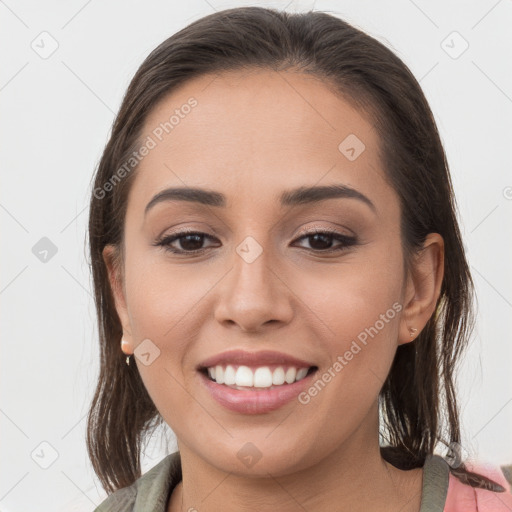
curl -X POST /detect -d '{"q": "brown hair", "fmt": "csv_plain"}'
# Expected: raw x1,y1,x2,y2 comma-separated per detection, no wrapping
86,6,505,495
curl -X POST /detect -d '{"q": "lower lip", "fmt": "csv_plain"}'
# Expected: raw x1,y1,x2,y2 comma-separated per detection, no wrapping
198,369,317,414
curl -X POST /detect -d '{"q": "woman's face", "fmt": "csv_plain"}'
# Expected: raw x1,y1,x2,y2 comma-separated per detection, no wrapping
106,69,416,476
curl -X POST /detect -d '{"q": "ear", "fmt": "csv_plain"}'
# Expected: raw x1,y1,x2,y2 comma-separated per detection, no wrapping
102,244,133,354
398,233,444,345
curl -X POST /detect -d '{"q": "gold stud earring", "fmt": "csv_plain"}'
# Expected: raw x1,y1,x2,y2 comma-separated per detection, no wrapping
409,327,418,338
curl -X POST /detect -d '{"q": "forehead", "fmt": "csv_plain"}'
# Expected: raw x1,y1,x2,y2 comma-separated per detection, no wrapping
130,68,392,212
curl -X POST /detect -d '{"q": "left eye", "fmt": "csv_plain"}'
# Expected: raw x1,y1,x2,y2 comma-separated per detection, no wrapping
154,230,357,255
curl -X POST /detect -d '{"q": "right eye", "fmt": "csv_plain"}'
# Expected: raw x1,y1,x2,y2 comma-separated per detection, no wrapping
154,231,220,255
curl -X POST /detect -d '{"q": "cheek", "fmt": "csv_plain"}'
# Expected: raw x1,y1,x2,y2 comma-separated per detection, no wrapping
295,279,402,445
124,263,200,428
123,244,215,339
294,247,403,392
294,244,403,337
121,251,229,419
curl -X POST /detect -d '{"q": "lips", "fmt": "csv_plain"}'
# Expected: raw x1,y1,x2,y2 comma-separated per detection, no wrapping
197,349,315,370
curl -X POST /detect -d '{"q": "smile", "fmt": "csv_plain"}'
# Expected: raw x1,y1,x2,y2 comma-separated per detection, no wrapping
203,364,315,389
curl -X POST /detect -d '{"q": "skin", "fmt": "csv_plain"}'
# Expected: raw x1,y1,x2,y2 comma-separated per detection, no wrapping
103,69,444,512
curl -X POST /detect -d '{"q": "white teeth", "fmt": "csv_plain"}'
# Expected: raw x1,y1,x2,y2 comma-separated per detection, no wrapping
272,367,285,385
235,366,253,386
285,367,297,384
254,367,273,388
224,365,236,385
296,368,308,381
206,365,312,388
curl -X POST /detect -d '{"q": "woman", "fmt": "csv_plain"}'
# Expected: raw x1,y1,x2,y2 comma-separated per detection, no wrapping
87,6,512,511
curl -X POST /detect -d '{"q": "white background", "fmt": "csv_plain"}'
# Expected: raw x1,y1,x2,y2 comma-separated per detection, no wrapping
1,0,511,510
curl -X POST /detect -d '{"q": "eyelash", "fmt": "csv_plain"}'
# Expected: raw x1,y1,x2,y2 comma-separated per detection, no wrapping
153,228,358,256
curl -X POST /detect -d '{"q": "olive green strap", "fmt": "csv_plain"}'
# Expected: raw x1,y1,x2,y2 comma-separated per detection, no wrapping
419,454,450,512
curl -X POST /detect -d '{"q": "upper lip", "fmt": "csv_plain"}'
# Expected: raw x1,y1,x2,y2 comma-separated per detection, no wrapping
198,349,316,369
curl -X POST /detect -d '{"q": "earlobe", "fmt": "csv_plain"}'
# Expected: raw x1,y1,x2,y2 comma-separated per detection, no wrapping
102,244,133,351
120,339,133,357
398,233,445,345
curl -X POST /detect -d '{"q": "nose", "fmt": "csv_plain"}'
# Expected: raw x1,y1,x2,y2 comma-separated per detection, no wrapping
213,241,294,333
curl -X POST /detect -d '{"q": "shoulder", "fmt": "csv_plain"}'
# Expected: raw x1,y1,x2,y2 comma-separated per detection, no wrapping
444,458,512,512
420,455,512,512
93,451,182,512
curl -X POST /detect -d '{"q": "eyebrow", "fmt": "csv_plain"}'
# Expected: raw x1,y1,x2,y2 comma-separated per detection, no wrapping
144,184,376,215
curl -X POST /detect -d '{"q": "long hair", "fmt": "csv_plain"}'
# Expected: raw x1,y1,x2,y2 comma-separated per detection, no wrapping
86,6,504,494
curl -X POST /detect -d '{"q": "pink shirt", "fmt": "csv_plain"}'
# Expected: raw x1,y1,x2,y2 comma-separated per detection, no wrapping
444,459,512,511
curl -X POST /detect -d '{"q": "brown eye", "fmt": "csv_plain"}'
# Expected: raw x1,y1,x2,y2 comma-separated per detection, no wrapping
154,231,219,254
293,229,357,253
175,233,205,251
